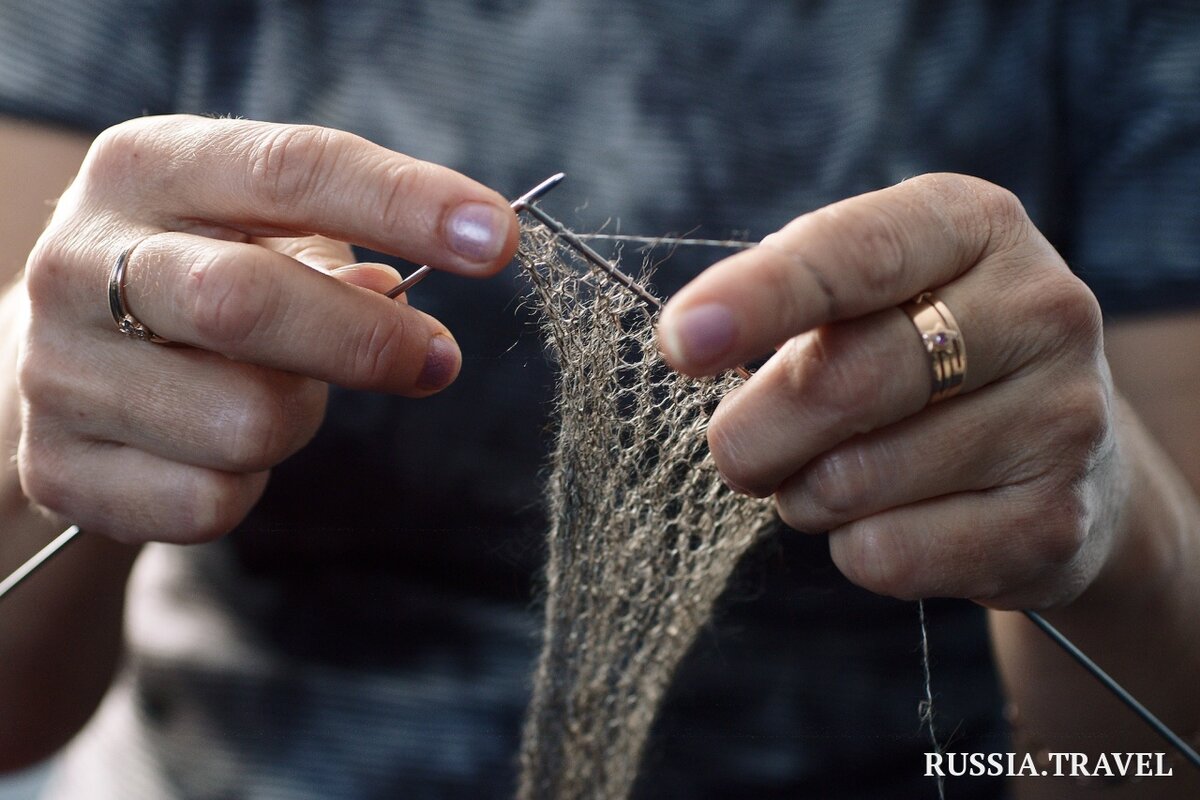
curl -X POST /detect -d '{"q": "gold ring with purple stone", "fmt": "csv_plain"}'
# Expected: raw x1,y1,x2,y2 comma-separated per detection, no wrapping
901,291,965,404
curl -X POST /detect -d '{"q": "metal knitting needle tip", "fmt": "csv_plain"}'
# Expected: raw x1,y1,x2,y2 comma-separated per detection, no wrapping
512,178,753,380
519,201,664,312
385,173,568,299
0,525,81,603
511,172,566,211
384,265,432,299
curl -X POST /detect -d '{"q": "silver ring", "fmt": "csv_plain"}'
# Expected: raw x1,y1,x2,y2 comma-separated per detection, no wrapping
108,237,169,344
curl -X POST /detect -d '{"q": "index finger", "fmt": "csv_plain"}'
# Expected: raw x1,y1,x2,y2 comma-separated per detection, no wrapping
83,115,519,276
657,174,1028,376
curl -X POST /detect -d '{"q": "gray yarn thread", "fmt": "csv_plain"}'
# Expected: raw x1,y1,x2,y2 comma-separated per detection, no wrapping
918,599,946,799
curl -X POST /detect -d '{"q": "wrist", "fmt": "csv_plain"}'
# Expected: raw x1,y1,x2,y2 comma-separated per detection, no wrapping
1058,400,1199,624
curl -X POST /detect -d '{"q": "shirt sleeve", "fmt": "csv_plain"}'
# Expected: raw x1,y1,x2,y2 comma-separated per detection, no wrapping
0,0,181,133
1062,1,1200,316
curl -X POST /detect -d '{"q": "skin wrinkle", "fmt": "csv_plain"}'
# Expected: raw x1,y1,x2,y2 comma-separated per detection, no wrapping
783,383,1026,535
185,247,261,348
921,174,1001,269
836,199,921,300
347,305,409,391
379,159,437,247
807,443,875,520
984,481,1096,609
756,237,839,323
246,125,338,214
831,518,902,598
708,391,792,497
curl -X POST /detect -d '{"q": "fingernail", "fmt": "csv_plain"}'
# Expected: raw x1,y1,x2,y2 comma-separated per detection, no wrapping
444,202,508,264
417,335,460,391
662,302,737,369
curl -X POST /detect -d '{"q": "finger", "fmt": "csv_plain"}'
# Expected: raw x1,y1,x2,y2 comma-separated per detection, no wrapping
774,375,1105,533
17,430,268,545
703,243,1095,496
826,481,1098,609
658,174,1040,375
259,237,408,297
23,331,328,472
329,263,407,296
84,115,518,275
707,285,998,496
73,231,460,396
262,234,357,271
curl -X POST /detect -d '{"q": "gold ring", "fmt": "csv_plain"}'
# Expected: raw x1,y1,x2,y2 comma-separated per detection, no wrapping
107,237,169,344
901,291,965,404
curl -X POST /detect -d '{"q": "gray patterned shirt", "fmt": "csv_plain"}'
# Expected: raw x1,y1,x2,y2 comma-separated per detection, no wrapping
2,1,1199,797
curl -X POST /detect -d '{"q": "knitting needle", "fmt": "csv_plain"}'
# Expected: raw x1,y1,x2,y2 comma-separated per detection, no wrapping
516,190,754,380
519,201,665,312
0,526,80,602
385,172,566,299
1023,609,1200,770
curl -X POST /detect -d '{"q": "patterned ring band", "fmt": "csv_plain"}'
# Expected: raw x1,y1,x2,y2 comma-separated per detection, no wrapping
901,291,966,404
107,237,170,344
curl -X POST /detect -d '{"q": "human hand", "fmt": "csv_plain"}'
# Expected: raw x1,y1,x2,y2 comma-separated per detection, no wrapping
658,174,1123,610
13,115,518,544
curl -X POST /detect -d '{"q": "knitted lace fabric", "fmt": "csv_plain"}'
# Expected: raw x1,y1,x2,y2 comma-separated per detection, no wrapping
515,224,777,799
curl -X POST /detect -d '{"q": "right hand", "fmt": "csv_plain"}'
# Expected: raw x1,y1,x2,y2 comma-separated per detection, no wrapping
12,115,519,544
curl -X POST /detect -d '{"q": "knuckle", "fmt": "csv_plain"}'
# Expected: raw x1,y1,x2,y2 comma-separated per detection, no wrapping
742,241,824,335
375,159,435,234
1020,489,1090,567
219,376,326,471
776,449,873,532
855,211,911,294
16,435,70,517
83,117,182,195
1054,381,1111,458
1028,380,1113,488
15,339,52,410
1036,274,1104,346
706,403,772,497
247,124,336,208
345,311,409,389
807,449,872,518
830,522,921,600
186,249,274,348
16,336,76,423
783,330,876,434
221,402,288,472
84,121,148,185
927,173,1029,254
23,232,76,312
286,378,330,444
818,201,910,296
969,178,1028,242
175,472,257,544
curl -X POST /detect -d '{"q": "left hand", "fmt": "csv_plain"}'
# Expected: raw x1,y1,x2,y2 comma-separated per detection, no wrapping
657,173,1124,610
